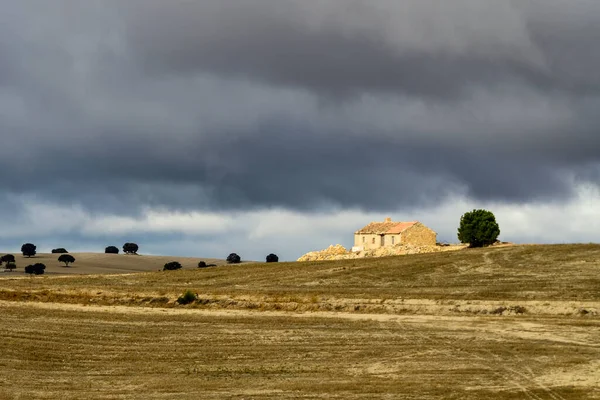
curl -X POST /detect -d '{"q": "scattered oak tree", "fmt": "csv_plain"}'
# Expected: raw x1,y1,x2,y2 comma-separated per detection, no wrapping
25,263,46,275
1,254,16,271
105,246,119,254
123,243,139,255
58,254,76,267
51,248,68,254
1,254,16,264
163,261,182,271
457,209,501,248
226,253,241,264
266,253,279,263
21,243,36,258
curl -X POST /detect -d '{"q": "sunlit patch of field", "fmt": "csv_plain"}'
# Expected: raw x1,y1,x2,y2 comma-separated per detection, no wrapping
0,244,599,399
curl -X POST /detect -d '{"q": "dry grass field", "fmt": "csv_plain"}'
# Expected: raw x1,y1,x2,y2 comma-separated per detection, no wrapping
2,252,234,275
0,244,599,399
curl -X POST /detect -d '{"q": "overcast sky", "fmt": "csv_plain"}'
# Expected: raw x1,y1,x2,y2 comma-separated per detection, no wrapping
1,0,600,261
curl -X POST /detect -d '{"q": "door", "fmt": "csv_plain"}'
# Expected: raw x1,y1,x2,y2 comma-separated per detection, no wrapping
380,235,385,247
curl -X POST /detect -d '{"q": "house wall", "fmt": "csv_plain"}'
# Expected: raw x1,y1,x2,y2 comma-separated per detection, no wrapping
354,234,384,250
354,223,436,250
384,234,401,247
400,223,437,246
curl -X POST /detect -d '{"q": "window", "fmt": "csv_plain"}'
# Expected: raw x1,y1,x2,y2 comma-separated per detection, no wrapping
362,237,365,243
372,237,375,244
391,236,395,245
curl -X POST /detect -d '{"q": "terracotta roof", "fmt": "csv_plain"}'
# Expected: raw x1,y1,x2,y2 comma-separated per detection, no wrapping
355,221,418,235
386,221,418,234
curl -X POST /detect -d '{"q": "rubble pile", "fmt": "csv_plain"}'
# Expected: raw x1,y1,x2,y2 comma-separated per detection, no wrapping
297,245,355,262
297,243,466,262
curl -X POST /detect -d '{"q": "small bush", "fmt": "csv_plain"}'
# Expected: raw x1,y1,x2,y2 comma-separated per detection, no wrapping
105,246,119,254
177,290,197,305
163,261,182,271
226,253,241,264
509,305,526,314
51,248,68,254
266,253,279,263
197,261,207,268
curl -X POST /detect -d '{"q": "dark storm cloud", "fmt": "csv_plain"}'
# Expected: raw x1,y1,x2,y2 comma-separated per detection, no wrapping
1,0,600,216
121,0,600,98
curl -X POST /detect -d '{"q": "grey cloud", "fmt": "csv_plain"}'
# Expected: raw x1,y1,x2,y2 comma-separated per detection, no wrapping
120,0,600,98
0,0,600,219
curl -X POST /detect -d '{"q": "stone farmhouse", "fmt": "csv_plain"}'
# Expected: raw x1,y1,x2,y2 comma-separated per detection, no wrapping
352,218,437,251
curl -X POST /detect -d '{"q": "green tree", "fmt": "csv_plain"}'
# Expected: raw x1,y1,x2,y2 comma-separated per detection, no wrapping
2,254,16,271
25,263,46,275
123,243,139,255
51,248,68,254
105,246,119,254
58,254,76,267
457,209,500,248
226,253,241,264
21,243,36,257
265,253,279,263
163,261,182,271
1,254,15,265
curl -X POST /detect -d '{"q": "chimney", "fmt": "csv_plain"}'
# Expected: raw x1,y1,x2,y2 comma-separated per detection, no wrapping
384,217,392,223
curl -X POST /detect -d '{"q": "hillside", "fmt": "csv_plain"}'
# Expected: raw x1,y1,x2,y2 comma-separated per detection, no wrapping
0,244,599,399
1,244,598,313
0,252,237,275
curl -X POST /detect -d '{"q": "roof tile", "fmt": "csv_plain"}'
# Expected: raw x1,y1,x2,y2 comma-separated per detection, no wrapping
355,220,418,234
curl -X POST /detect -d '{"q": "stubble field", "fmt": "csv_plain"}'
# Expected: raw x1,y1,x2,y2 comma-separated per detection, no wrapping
0,244,599,399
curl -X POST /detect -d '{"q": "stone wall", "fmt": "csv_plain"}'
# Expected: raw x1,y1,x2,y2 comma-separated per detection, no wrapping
401,223,437,246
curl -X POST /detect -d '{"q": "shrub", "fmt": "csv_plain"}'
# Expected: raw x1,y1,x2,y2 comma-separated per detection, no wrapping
176,289,197,305
105,246,119,254
457,209,500,248
58,254,76,267
266,253,279,263
25,263,46,275
226,253,241,264
123,243,139,255
197,261,218,268
51,248,68,254
21,243,37,258
163,261,182,271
